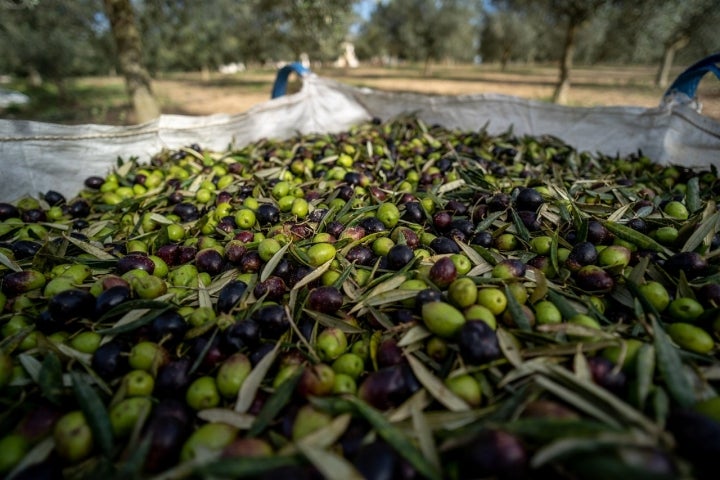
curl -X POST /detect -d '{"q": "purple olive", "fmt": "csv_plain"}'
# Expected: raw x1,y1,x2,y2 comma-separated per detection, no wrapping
195,248,225,276
565,241,598,271
84,176,104,189
155,358,192,397
67,199,91,218
457,429,528,479
307,286,344,314
575,265,614,293
402,202,425,223
253,276,287,302
358,364,419,410
345,245,376,266
429,256,457,288
222,319,260,351
155,244,180,266
664,251,708,280
116,254,155,275
11,240,42,260
587,220,612,245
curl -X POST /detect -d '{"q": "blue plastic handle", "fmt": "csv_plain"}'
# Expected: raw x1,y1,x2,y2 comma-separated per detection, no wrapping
271,62,311,99
664,52,720,101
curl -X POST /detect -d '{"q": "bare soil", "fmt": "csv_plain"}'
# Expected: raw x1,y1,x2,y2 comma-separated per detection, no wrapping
149,64,720,122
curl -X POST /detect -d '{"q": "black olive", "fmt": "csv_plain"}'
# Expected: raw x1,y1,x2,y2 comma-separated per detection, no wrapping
253,304,288,339
514,187,544,211
149,310,188,346
216,280,248,314
91,340,128,379
223,319,261,352
429,236,460,254
256,204,280,226
458,320,502,365
43,191,66,206
402,202,425,223
360,216,386,234
386,244,414,270
172,202,200,222
67,199,91,218
11,240,42,259
48,289,96,323
95,285,132,318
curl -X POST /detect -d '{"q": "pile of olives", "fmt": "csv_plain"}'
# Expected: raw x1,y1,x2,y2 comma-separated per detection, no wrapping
1,116,719,479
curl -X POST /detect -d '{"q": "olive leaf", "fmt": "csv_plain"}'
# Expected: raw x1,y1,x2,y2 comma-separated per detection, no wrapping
235,340,281,413
651,317,696,408
406,354,470,412
260,241,291,283
198,409,255,430
248,370,303,437
71,370,114,458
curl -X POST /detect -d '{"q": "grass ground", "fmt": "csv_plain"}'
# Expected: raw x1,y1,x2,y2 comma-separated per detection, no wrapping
2,63,719,125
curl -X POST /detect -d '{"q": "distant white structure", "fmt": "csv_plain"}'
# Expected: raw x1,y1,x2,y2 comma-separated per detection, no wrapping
334,42,359,68
0,88,29,108
218,62,246,74
299,53,311,69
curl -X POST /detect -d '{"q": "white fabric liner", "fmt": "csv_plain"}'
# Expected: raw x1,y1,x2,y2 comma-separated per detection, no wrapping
1,74,719,202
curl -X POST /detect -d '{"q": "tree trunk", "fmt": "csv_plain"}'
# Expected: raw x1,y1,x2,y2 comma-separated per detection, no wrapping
552,21,578,105
103,0,160,124
655,37,689,88
500,48,510,71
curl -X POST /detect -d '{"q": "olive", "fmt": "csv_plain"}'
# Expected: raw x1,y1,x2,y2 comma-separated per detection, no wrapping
48,289,96,322
470,230,493,247
154,358,192,397
429,236,460,254
698,283,720,308
432,211,453,231
376,338,404,367
195,248,225,275
326,220,345,238
627,217,647,233
360,216,386,234
21,208,47,223
95,285,132,318
492,258,526,279
250,343,276,367
67,199,91,218
84,176,104,189
415,288,443,310
116,253,155,275
488,193,511,212
172,202,200,222
586,356,626,394
458,320,502,365
307,286,344,314
666,409,720,479
514,187,544,211
254,304,288,339
457,429,528,480
402,202,425,223
224,241,247,265
256,204,280,226
297,363,335,397
345,245,376,266
386,244,414,270
143,417,188,473
216,280,248,313
429,256,457,288
565,241,598,271
575,265,615,293
353,440,399,480
223,319,261,351
664,251,708,280
238,250,261,273
587,220,612,245
149,310,188,346
0,202,20,220
91,339,128,379
253,276,287,302
11,240,42,260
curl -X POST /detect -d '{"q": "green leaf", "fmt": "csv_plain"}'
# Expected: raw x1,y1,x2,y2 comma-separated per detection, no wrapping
601,221,671,255
634,344,655,411
547,289,578,320
682,211,719,253
71,370,114,458
406,354,470,412
261,242,292,283
510,209,530,243
651,317,695,408
235,340,281,413
686,176,701,213
348,397,442,480
297,444,364,480
39,352,64,405
196,456,301,478
248,370,303,437
504,284,531,331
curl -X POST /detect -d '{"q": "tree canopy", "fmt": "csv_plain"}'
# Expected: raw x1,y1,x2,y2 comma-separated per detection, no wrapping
0,0,717,99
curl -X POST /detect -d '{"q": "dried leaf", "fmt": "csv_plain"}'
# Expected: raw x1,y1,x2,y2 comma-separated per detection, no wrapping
0,249,22,272
497,328,523,367
397,325,432,348
411,404,441,472
65,234,116,260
